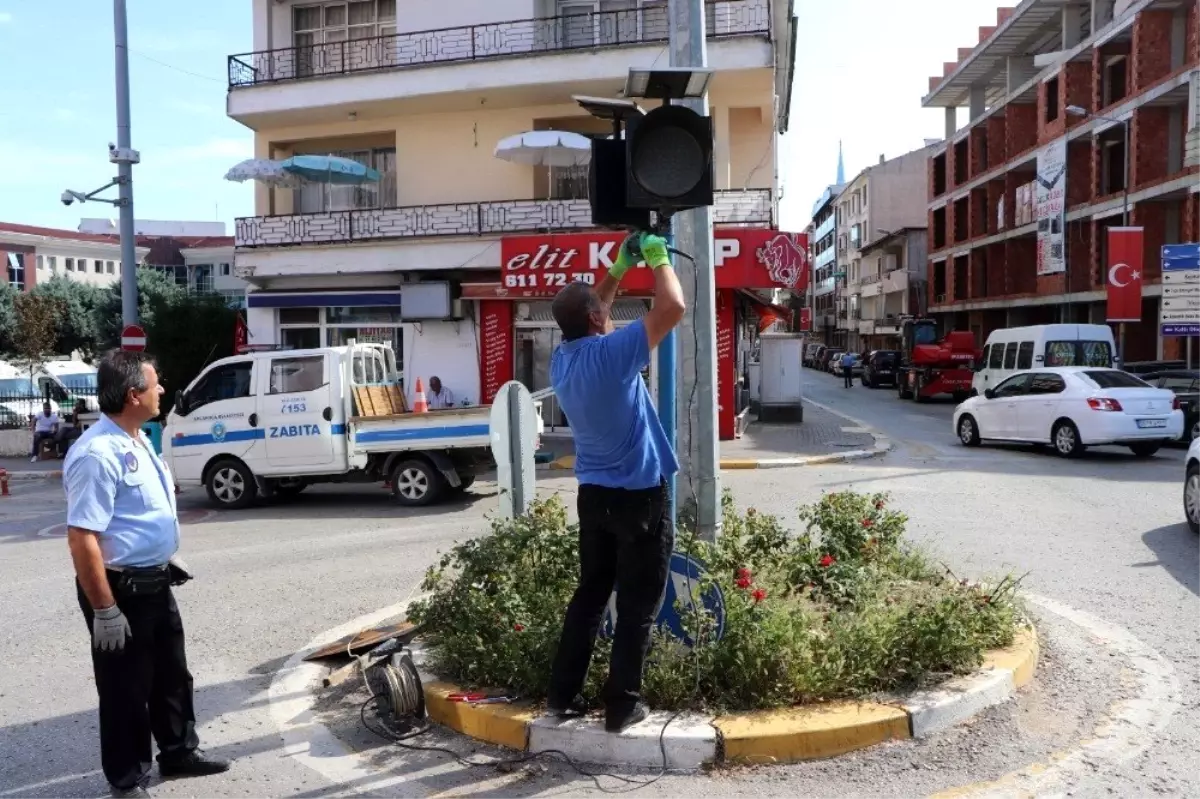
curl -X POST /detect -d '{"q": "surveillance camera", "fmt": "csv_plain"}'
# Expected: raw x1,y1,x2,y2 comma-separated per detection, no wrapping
108,142,117,151
61,190,75,206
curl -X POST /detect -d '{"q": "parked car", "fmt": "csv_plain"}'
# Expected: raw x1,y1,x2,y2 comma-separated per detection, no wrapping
1186,437,1199,534
821,349,845,373
861,350,901,388
1143,370,1199,443
952,367,1182,458
804,343,825,368
1124,360,1186,375
832,353,864,377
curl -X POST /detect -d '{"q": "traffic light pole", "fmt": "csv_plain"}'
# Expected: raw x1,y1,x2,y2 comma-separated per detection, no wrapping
667,0,721,542
114,0,139,327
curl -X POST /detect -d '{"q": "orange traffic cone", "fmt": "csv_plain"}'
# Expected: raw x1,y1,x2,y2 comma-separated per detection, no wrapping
412,378,429,413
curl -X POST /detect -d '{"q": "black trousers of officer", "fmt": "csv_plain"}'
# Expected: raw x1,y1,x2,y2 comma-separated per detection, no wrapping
77,576,199,790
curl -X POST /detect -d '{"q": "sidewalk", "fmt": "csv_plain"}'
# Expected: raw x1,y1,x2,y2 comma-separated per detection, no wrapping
0,457,64,480
546,399,889,471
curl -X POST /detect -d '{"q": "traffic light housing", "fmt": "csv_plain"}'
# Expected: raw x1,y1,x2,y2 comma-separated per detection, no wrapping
588,138,652,229
624,104,714,213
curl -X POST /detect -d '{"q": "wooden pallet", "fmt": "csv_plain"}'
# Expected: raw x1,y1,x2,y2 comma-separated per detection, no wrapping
352,384,408,417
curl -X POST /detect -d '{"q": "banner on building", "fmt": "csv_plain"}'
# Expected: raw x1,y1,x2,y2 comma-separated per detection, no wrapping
716,292,736,441
478,300,514,405
1106,227,1144,323
799,307,812,331
1035,138,1067,276
234,313,249,353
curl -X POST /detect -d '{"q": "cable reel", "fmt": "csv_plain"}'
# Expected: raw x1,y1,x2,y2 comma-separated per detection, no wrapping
364,648,426,732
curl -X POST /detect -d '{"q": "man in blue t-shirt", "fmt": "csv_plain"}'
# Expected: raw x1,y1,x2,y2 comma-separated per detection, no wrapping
545,231,684,733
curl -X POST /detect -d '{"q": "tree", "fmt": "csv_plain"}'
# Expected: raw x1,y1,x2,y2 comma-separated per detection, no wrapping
10,294,63,383
31,276,104,359
0,281,16,354
143,290,239,406
94,268,185,350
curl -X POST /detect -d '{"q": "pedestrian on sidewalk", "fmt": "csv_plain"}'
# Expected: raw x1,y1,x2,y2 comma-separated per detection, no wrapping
545,231,685,733
841,351,856,388
64,350,230,798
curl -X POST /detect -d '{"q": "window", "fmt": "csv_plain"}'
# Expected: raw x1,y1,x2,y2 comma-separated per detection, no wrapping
94,259,103,273
5,253,24,289
326,306,399,324
1081,370,1150,389
1002,342,1018,370
295,147,396,212
1016,341,1034,370
1156,376,1198,392
192,264,214,294
268,356,326,394
981,344,991,368
78,258,89,273
185,361,253,411
280,308,320,325
106,261,115,274
281,328,321,350
1027,373,1066,395
47,256,57,272
1044,75,1060,122
550,162,589,200
993,373,1031,397
293,0,397,77
36,255,44,270
219,263,231,276
1045,340,1113,367
66,258,75,271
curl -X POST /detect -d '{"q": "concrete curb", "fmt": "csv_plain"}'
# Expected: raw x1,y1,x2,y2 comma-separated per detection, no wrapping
419,626,1038,768
1,468,63,481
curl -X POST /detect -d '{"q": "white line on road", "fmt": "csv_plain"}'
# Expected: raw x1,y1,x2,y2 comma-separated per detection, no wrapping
940,592,1182,799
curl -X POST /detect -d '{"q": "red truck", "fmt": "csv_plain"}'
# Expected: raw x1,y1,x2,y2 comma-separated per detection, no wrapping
896,318,980,403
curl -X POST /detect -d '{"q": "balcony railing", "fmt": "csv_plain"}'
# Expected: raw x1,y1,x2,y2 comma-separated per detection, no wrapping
235,189,773,248
228,0,770,89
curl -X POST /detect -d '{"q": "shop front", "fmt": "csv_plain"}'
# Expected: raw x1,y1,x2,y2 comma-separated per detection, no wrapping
465,228,808,440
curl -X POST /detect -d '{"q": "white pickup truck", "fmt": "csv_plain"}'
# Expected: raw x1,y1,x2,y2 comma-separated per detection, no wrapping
162,341,541,509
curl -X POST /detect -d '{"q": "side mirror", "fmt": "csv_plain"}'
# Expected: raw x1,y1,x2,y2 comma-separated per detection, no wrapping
983,388,997,400
175,390,188,415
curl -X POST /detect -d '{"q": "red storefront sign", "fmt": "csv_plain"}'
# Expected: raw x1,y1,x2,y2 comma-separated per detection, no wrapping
477,229,809,298
478,300,514,404
1106,227,1144,323
716,291,736,441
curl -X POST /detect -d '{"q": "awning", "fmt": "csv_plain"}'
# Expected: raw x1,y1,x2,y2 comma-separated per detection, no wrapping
737,289,793,333
247,290,402,309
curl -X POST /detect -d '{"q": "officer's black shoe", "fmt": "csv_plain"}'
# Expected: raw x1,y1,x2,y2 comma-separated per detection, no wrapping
110,782,150,798
158,749,231,778
605,701,649,733
546,694,589,719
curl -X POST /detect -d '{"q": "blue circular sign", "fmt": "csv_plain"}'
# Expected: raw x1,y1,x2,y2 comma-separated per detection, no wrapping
600,552,726,646
211,422,227,443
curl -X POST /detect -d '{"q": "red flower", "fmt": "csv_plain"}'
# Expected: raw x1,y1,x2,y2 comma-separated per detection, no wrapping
861,518,874,529
736,567,752,582
735,576,753,589
751,588,767,603
513,623,525,632
819,554,835,568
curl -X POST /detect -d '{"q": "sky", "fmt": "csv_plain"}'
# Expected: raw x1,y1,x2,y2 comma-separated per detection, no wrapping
0,0,1002,233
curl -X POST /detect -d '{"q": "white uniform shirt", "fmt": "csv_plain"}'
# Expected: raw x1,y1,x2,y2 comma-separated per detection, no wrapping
428,387,455,409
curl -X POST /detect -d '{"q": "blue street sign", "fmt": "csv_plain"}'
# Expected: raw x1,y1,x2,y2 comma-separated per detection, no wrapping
600,552,726,646
1160,244,1199,337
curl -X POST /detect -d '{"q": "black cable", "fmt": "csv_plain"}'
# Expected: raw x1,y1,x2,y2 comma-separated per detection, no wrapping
359,694,677,793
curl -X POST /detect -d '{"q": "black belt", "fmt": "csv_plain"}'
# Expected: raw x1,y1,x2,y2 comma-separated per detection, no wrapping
106,564,171,597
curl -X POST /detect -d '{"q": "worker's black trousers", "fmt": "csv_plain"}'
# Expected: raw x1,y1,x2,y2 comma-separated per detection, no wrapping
77,579,199,790
844,370,854,388
548,481,672,715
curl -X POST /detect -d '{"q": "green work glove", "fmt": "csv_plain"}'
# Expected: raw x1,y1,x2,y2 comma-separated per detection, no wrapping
608,232,639,281
639,233,671,269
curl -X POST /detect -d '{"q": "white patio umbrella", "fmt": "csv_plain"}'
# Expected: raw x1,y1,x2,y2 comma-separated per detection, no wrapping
494,130,592,168
224,158,309,188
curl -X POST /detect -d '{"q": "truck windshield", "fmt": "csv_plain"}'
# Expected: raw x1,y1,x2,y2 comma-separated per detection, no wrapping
57,372,97,391
1045,341,1112,367
912,325,938,345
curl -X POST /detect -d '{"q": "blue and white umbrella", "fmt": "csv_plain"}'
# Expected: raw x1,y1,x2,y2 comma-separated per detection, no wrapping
224,158,308,188
281,155,381,185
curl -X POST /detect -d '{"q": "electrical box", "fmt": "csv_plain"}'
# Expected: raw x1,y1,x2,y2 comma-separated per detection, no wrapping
757,333,804,423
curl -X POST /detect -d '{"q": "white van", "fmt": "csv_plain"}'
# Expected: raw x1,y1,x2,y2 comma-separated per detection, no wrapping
973,324,1116,395
36,360,100,412
0,361,60,421
162,341,540,509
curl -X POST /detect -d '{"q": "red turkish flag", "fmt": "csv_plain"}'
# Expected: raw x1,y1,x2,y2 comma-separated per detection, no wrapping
234,313,249,353
1106,227,1143,323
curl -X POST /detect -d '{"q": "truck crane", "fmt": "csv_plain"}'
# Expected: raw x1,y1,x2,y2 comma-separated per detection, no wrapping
896,317,980,403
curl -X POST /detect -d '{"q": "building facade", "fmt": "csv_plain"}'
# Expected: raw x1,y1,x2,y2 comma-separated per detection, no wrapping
1,223,149,291
226,0,799,437
924,0,1199,361
855,227,929,351
809,184,842,343
836,146,937,352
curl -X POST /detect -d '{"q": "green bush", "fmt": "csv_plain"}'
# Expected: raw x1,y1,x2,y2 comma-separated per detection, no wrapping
408,490,1021,712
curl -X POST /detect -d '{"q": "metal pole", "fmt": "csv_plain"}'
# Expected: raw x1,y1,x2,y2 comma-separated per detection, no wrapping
1119,118,1130,367
668,0,720,541
114,0,139,327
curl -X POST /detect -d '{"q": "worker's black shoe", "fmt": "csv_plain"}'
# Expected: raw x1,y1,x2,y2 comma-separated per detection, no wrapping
605,701,649,733
546,694,588,718
110,781,150,798
158,749,231,779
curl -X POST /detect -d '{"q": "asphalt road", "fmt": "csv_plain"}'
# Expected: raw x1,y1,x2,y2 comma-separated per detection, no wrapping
0,376,1195,798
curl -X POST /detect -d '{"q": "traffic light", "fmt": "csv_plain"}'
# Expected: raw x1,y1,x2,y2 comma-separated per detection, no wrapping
624,104,714,213
588,138,652,229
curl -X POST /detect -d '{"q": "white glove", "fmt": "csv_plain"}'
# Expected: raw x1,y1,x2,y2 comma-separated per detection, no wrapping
92,605,132,652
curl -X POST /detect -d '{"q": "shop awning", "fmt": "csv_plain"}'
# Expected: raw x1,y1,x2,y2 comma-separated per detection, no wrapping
737,289,793,333
247,290,402,309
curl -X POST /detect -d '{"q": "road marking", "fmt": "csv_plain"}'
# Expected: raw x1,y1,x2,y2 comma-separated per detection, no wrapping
840,426,869,434
36,509,216,537
932,592,1182,799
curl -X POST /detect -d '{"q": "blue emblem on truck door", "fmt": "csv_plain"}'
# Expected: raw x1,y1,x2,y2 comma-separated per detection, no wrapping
211,422,227,442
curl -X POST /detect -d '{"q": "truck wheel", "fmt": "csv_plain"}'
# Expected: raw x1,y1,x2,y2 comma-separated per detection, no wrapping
897,375,912,400
1129,443,1160,458
205,459,257,510
912,375,926,402
1051,420,1086,458
391,459,445,507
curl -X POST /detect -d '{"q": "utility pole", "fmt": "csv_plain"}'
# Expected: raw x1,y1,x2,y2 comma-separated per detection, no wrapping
668,0,721,541
114,0,140,327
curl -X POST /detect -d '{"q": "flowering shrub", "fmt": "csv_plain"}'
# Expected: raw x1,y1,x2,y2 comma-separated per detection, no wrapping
408,490,1022,712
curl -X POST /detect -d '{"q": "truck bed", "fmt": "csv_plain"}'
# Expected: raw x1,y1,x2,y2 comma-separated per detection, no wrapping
349,406,492,452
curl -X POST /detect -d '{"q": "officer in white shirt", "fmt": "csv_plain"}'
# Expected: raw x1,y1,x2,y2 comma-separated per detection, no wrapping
30,401,60,462
65,351,231,797
428,375,456,409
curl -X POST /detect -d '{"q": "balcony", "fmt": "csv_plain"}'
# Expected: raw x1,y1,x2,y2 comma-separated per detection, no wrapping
882,269,909,294
859,272,882,298
227,1,772,123
235,189,773,248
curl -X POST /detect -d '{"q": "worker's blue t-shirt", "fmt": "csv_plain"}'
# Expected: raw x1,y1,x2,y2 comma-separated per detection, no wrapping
551,319,678,490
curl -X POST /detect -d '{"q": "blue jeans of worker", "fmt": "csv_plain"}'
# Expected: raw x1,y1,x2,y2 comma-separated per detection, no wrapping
548,481,672,715
30,430,55,457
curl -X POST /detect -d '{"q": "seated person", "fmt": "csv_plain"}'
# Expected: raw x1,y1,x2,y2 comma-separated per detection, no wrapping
55,399,89,457
30,402,60,463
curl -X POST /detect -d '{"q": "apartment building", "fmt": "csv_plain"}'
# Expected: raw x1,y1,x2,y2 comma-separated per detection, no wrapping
924,0,1199,361
1,223,149,291
225,0,798,438
809,184,843,342
835,146,936,352
141,236,245,306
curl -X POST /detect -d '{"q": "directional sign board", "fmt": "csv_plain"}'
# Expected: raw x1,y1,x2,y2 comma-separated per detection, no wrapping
600,552,726,646
1161,244,1200,337
120,324,146,351
488,380,537,519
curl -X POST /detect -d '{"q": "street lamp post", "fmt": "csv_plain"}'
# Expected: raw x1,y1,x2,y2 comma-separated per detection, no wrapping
1067,105,1132,366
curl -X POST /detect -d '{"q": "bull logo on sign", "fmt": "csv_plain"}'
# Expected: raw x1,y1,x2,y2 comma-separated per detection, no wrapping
755,233,808,290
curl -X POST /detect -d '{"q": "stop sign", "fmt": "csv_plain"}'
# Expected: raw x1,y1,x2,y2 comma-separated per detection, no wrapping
121,324,147,352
